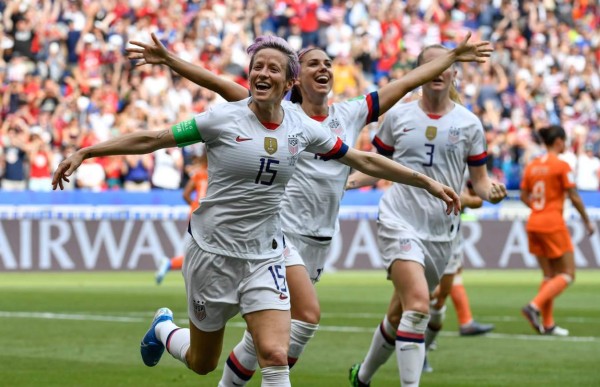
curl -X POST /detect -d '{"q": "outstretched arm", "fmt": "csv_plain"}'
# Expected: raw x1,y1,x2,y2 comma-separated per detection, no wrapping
346,170,381,190
52,129,176,190
340,147,461,215
377,32,492,115
127,33,249,102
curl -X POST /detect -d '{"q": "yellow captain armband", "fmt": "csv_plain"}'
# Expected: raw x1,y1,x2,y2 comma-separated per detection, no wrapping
172,119,203,147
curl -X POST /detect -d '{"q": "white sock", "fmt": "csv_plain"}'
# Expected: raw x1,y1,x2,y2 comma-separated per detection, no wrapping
358,315,396,383
396,311,429,387
261,366,290,387
288,319,319,368
425,305,446,349
156,320,190,367
219,330,257,386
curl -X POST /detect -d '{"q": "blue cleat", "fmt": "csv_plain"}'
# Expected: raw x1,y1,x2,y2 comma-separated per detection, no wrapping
140,307,173,366
155,257,171,285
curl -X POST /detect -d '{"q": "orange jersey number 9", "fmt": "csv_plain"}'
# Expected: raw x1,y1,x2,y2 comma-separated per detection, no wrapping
531,180,546,211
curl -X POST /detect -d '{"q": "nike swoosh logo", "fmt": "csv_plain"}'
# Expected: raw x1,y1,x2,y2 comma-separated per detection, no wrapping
236,136,253,142
279,293,288,300
403,128,415,132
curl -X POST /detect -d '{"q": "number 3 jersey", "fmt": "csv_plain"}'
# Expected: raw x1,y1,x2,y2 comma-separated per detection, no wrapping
280,94,379,237
520,153,575,233
373,100,487,242
183,98,347,260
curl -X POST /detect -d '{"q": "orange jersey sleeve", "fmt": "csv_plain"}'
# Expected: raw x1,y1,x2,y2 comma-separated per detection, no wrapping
189,169,209,213
522,154,575,232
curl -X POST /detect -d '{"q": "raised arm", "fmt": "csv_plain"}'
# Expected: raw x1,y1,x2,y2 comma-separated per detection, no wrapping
377,32,492,115
52,129,176,190
126,33,249,102
340,147,461,215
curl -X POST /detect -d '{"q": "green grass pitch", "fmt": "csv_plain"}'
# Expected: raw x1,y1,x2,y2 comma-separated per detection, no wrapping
0,270,598,386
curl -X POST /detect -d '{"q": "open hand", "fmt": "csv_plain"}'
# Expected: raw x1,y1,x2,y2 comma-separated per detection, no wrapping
126,33,169,67
52,152,85,190
453,32,493,63
427,180,462,216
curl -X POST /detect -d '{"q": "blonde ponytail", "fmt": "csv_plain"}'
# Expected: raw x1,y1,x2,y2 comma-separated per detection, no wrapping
449,82,462,104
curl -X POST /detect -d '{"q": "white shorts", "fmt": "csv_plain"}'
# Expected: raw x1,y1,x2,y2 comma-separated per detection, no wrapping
183,238,290,332
444,234,463,275
283,232,331,283
377,222,453,293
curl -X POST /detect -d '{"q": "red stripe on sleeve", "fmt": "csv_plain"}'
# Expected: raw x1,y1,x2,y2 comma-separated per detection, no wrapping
373,136,394,153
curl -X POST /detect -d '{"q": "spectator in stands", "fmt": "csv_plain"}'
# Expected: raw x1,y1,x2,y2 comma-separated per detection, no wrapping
151,148,183,190
27,132,54,191
1,125,28,191
576,143,600,191
0,0,599,191
122,154,153,192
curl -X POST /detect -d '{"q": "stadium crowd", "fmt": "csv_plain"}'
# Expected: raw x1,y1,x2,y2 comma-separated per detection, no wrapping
1,0,599,192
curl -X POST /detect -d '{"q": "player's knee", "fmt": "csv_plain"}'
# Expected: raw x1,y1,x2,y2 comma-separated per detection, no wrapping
258,346,289,367
404,299,430,315
187,355,219,375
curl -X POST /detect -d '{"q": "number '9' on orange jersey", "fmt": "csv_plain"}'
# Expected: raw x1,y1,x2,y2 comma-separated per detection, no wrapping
520,153,575,232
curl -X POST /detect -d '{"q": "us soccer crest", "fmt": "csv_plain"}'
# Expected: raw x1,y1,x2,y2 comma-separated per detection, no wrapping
288,136,299,155
400,239,412,252
193,299,206,321
264,137,278,155
448,127,460,144
425,126,437,141
329,118,343,136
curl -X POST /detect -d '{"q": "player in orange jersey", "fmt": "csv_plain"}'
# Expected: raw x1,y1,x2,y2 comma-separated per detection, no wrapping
155,153,208,285
520,125,594,336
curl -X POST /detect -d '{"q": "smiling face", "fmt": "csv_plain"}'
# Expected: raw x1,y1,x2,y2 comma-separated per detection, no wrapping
249,48,294,104
298,49,333,99
419,46,456,96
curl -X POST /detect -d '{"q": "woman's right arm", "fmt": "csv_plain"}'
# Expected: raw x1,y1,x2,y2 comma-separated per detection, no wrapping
52,129,176,190
127,33,249,102
568,187,595,235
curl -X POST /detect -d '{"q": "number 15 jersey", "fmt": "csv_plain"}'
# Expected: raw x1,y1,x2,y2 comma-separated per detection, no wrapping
178,98,347,260
373,100,487,242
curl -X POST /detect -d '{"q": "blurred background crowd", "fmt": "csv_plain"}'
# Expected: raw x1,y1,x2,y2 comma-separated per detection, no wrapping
0,0,599,193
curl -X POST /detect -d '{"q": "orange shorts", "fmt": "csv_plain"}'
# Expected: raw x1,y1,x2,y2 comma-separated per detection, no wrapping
527,229,573,259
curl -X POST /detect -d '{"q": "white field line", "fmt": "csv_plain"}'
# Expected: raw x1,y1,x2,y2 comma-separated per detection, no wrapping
321,313,600,324
0,311,597,343
103,311,600,324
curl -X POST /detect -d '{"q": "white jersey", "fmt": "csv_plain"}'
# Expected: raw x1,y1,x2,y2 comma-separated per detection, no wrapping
280,93,380,237
374,100,487,242
188,98,347,259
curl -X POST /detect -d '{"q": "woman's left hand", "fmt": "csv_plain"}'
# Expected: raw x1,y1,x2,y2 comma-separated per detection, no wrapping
453,32,493,63
488,181,508,204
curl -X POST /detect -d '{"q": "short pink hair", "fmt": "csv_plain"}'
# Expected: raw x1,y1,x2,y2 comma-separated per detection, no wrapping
247,35,299,80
